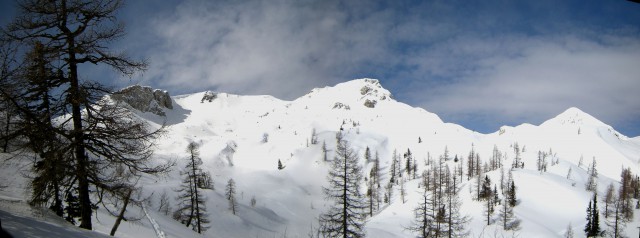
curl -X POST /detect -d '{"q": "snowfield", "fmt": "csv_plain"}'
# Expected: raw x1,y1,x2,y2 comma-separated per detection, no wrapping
1,78,639,237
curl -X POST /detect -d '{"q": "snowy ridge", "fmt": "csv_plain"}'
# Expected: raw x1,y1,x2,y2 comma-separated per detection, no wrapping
2,78,640,237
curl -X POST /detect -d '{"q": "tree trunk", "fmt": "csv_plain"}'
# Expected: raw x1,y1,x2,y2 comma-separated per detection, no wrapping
66,26,92,230
2,112,9,153
110,189,133,236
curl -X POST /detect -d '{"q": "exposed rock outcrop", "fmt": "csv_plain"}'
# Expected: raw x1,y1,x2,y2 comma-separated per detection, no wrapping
112,85,173,116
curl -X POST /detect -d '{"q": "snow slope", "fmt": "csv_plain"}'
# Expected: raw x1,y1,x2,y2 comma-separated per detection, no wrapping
1,78,639,237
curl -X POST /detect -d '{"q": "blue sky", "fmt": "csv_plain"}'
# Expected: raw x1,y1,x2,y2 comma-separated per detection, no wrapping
2,0,640,136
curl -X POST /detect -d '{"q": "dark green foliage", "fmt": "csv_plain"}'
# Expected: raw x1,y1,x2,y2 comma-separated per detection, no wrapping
584,193,601,237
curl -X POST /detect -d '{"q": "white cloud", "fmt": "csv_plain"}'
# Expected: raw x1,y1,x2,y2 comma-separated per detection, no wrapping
141,0,394,99
127,0,640,135
409,34,640,132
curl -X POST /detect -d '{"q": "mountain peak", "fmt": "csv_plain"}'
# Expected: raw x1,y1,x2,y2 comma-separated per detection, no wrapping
542,107,607,128
299,78,393,109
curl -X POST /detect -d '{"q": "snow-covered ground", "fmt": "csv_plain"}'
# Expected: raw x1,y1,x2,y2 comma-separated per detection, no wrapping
1,78,639,237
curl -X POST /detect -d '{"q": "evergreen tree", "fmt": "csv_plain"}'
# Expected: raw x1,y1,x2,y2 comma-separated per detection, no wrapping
2,0,171,229
405,148,413,177
311,128,318,145
407,173,432,238
173,142,210,233
390,149,398,184
564,223,574,238
318,137,367,237
507,171,517,207
585,193,601,237
586,157,598,192
444,146,450,161
604,183,615,218
278,159,285,170
226,179,237,215
64,190,82,225
364,147,371,162
585,200,592,236
499,189,519,230
482,176,494,225
322,141,328,162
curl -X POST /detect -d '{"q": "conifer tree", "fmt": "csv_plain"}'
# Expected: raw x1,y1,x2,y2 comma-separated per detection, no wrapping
390,149,398,184
2,0,171,229
605,189,627,238
499,189,519,231
364,147,371,162
564,223,574,238
407,172,432,238
446,166,470,238
585,193,601,237
174,142,210,233
604,183,615,218
586,157,598,192
226,179,237,215
319,137,366,237
278,159,285,170
322,141,328,161
405,148,413,177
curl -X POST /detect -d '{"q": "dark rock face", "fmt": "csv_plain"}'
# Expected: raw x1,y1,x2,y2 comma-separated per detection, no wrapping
201,91,217,103
112,85,173,116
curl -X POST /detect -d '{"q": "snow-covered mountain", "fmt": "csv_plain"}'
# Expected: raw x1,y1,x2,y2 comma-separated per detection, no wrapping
2,78,639,237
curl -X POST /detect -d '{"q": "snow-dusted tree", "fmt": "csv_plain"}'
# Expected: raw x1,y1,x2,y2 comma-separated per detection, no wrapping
390,149,398,184
226,178,237,215
400,176,407,204
444,146,450,161
319,138,367,237
564,223,574,238
174,142,210,233
537,151,548,172
322,141,329,161
585,157,598,192
364,146,371,162
467,146,476,180
311,128,318,145
578,155,584,168
604,183,615,218
567,167,573,180
500,167,506,192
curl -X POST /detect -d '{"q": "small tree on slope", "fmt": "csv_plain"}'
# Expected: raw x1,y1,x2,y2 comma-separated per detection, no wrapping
319,137,367,238
226,178,237,215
